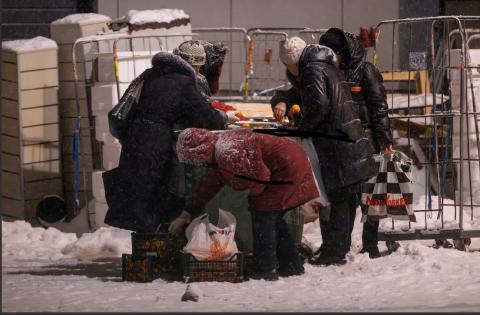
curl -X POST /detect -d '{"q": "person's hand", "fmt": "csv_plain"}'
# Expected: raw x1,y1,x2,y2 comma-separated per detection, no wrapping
273,102,287,122
168,210,192,236
382,144,393,155
226,111,241,124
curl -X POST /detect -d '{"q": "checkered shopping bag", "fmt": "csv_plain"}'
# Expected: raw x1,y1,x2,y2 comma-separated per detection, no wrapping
361,150,416,222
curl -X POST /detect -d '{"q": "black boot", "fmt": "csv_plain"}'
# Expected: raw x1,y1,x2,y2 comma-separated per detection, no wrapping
308,252,347,266
278,261,305,277
250,269,279,281
360,246,381,259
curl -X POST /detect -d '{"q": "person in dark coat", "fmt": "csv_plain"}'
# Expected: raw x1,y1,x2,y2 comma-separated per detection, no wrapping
278,37,377,265
169,128,321,280
319,28,399,258
102,52,228,233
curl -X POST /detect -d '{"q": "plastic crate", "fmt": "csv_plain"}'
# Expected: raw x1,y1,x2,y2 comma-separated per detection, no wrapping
131,232,187,281
122,254,156,282
180,251,244,283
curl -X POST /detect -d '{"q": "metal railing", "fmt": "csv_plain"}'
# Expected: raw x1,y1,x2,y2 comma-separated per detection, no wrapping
372,16,480,246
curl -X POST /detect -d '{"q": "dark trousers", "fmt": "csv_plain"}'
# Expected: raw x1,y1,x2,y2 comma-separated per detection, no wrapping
362,220,379,249
251,210,300,272
320,189,358,258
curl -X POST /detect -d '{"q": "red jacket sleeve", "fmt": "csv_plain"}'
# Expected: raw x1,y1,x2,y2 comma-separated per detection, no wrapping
184,169,224,215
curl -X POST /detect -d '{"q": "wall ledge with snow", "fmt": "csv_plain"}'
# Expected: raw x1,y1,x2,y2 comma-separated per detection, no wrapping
108,9,191,33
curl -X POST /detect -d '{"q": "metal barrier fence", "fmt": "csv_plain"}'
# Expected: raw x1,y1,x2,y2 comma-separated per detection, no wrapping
371,16,480,246
192,27,247,97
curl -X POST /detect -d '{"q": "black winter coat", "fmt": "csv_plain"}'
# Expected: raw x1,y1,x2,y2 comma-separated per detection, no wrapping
320,28,393,152
103,52,227,232
296,45,377,192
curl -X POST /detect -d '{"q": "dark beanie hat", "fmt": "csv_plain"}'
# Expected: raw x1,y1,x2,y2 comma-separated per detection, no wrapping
319,28,348,58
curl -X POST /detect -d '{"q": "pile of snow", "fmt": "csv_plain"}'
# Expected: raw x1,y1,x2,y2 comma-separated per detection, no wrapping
2,221,131,262
126,9,189,25
2,36,57,53
51,13,110,25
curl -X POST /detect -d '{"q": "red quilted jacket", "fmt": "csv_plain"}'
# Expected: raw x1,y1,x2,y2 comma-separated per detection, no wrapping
177,128,320,212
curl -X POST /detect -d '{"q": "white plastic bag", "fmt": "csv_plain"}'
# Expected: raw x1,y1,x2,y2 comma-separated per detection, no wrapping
289,137,330,223
184,208,239,261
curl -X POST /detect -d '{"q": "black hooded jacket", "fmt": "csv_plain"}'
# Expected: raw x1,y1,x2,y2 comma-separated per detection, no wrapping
320,28,393,152
296,45,377,192
103,52,227,232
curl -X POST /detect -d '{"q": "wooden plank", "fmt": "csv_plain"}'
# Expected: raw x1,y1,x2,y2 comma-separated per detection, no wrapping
2,51,17,63
58,81,87,99
19,86,58,108
22,123,60,144
1,197,25,219
16,49,57,71
50,20,110,44
2,135,20,155
21,105,59,127
23,142,60,163
24,160,61,182
19,68,58,90
62,135,93,154
2,98,19,118
58,62,88,81
61,153,94,173
2,116,19,137
2,62,17,81
1,153,21,173
2,171,22,200
59,98,89,118
25,178,63,200
61,117,92,137
63,171,94,192
2,80,18,100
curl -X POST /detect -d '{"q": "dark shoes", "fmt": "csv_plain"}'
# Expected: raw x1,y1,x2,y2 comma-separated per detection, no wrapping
360,241,401,259
278,262,305,277
308,253,347,266
249,269,279,281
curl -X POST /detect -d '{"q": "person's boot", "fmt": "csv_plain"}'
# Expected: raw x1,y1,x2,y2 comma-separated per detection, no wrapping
360,246,381,259
249,269,279,281
308,252,347,266
278,261,305,277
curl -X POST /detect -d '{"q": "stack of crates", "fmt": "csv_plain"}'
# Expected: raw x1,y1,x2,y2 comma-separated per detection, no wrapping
1,37,62,219
49,13,111,222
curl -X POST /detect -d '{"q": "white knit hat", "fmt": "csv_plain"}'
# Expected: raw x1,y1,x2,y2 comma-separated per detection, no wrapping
173,40,206,66
279,36,306,65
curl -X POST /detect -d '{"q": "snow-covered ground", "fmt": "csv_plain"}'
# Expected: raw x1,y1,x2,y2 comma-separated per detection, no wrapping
3,200,480,312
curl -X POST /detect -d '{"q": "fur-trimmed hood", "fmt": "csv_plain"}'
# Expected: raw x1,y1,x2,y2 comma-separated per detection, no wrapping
151,51,196,82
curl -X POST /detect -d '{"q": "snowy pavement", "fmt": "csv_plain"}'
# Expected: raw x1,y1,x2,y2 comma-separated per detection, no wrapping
3,206,480,312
